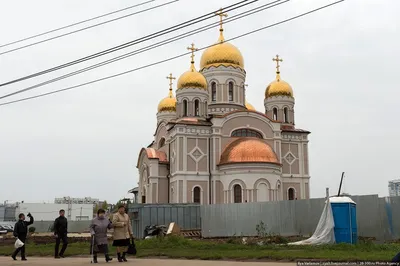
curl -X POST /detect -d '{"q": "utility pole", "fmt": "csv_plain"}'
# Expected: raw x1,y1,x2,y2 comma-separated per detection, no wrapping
66,197,72,220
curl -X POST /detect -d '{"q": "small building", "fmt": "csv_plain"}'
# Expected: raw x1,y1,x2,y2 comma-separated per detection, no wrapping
388,179,400,197
16,203,94,221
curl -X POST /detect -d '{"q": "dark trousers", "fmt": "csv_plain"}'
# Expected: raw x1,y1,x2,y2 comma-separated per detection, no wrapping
93,244,109,256
393,252,400,262
13,237,26,259
55,234,68,256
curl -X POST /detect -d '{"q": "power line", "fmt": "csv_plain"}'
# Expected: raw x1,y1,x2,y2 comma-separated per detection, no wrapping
0,0,345,107
0,0,289,100
0,0,155,49
0,0,179,56
0,0,257,87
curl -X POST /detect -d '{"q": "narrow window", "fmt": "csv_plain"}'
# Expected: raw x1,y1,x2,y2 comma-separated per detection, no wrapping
194,100,200,116
229,82,234,101
205,101,208,116
288,188,295,200
273,108,278,120
183,100,188,116
234,184,242,203
193,187,201,203
211,82,216,101
284,108,289,123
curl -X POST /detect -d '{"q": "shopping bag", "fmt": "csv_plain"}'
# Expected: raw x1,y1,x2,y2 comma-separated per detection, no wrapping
14,238,24,249
127,238,137,255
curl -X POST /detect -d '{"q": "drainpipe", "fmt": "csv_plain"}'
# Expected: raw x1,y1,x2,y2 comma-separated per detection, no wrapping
207,116,213,205
167,142,171,203
208,136,212,205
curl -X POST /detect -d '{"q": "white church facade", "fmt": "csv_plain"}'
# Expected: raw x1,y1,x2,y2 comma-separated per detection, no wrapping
136,11,311,205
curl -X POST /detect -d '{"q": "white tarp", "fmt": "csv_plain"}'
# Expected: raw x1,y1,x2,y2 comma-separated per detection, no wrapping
289,198,335,245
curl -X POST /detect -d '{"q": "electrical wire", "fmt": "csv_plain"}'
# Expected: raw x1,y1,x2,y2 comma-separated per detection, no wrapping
0,0,179,56
0,0,289,100
0,0,156,49
0,0,257,87
0,0,345,107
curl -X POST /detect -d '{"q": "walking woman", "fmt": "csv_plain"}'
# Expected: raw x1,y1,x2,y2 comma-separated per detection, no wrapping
89,209,113,263
112,204,133,262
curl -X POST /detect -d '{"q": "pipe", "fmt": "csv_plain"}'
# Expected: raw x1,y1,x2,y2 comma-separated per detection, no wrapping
337,172,345,196
208,136,212,205
167,142,171,203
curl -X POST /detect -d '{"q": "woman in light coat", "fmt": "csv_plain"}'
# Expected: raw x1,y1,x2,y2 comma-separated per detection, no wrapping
89,209,113,263
112,205,133,262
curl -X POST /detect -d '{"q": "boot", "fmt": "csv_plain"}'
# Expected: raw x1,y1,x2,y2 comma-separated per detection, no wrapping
105,254,113,262
122,252,128,262
11,250,18,261
117,253,123,262
93,254,98,264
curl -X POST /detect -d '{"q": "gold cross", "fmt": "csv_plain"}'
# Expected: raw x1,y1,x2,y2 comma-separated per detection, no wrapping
272,55,283,73
166,73,176,90
187,43,198,63
216,8,228,31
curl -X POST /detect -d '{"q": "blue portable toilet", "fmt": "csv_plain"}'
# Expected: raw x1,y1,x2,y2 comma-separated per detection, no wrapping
329,196,357,244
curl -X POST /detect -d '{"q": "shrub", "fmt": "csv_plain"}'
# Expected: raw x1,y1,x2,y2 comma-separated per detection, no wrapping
29,227,36,233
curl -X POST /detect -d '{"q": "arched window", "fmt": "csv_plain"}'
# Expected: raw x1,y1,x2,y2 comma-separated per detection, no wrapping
205,101,208,116
211,82,216,101
183,100,188,116
194,99,200,116
284,107,289,123
273,108,278,120
193,187,201,203
288,188,295,200
231,128,263,138
234,184,242,203
229,82,234,101
158,138,165,148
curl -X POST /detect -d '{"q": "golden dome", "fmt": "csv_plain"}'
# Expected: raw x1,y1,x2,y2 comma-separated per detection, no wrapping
245,101,255,111
265,74,294,98
158,73,177,113
200,14,244,70
219,138,280,165
265,55,293,98
177,44,207,90
158,89,176,113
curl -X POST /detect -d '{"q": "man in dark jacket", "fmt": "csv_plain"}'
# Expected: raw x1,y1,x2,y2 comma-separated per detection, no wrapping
54,209,68,258
12,212,34,261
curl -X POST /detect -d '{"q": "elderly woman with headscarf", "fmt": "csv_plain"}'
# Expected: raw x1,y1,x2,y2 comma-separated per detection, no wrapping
112,204,133,262
89,209,113,263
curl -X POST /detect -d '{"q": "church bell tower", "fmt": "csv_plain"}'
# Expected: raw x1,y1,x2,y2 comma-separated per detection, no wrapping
264,55,295,125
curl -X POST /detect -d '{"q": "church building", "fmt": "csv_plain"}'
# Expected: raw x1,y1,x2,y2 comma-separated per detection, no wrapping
136,11,311,204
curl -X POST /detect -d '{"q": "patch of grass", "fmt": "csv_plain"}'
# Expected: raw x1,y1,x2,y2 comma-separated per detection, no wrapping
0,236,399,261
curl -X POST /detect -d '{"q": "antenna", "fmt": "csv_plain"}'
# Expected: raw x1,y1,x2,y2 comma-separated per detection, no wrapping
337,172,345,196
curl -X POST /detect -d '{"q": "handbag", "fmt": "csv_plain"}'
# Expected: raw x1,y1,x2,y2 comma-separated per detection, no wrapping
127,238,137,255
14,238,24,249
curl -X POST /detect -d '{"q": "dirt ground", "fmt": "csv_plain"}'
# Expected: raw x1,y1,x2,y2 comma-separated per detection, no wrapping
0,257,295,266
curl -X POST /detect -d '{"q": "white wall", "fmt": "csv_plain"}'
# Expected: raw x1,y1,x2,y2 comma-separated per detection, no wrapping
16,203,94,221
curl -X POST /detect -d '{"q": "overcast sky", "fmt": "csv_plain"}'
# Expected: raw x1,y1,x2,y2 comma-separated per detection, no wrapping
0,0,399,204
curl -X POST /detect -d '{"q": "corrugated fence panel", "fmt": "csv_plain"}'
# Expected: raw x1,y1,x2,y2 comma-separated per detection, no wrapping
128,196,400,240
128,204,200,239
352,195,381,239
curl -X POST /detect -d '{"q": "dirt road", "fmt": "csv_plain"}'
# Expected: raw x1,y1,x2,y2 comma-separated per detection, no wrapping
0,257,295,266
